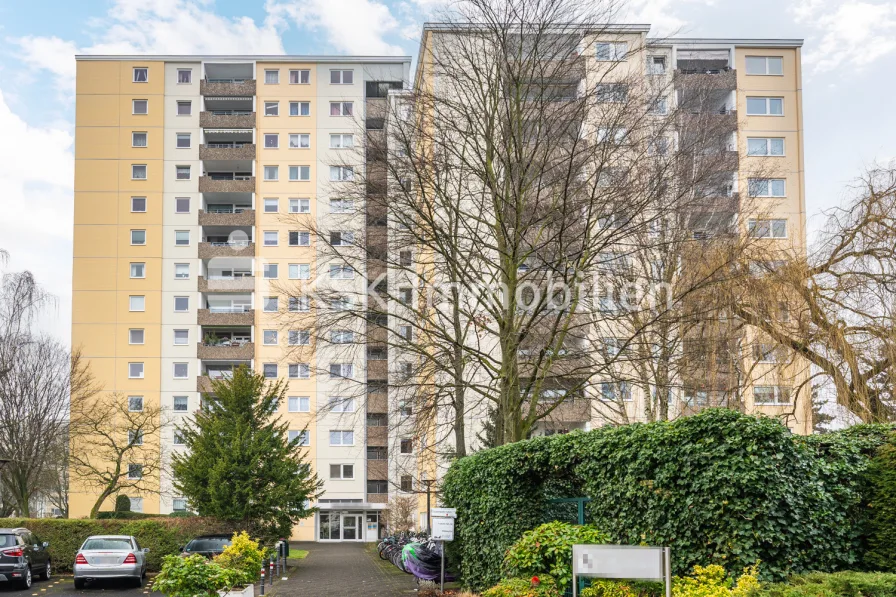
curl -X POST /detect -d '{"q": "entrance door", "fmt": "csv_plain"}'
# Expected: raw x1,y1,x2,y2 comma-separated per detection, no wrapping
319,513,341,540
341,515,362,541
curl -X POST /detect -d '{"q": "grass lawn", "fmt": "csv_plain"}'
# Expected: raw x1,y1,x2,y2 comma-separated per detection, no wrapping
288,548,309,559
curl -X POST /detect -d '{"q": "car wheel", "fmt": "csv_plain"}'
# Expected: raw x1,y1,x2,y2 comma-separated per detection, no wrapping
19,567,32,590
74,578,85,590
134,575,144,588
42,561,51,581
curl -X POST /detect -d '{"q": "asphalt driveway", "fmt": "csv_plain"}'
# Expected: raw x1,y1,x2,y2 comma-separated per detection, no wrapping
0,575,160,597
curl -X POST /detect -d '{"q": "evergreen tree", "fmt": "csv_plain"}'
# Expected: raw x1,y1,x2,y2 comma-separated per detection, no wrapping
172,366,322,539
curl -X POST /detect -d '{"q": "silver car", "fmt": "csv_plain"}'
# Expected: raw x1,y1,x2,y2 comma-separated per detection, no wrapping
73,535,148,589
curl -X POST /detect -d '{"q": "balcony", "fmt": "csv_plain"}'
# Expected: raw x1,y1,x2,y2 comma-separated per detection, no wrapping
367,425,388,446
200,78,256,97
367,493,388,504
537,398,592,423
199,275,255,293
199,110,255,130
198,240,255,260
197,307,254,326
199,174,255,194
673,68,736,91
199,142,256,161
367,459,388,480
197,341,254,360
199,208,255,227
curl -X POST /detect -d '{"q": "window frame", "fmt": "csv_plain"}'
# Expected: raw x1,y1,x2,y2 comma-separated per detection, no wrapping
173,329,189,346
130,262,146,279
263,230,279,247
289,69,311,85
747,219,788,239
289,133,311,149
175,197,190,213
174,263,190,279
746,137,785,157
129,295,146,312
174,230,190,246
264,69,280,85
131,197,147,213
289,198,311,214
128,396,144,412
132,67,148,83
329,70,354,85
745,55,784,76
288,395,311,412
130,229,146,246
132,99,148,115
128,362,145,379
747,178,786,198
595,41,628,61
176,100,192,116
746,96,784,116
131,131,148,148
175,165,191,180
329,101,353,116
289,101,311,117
329,463,354,479
173,362,189,379
263,165,279,181
289,165,311,181
329,430,355,446
173,296,189,312
131,164,147,180
264,101,280,117
176,69,192,84
128,328,145,345
263,133,279,149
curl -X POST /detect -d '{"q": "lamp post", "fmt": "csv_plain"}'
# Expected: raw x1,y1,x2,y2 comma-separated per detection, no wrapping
421,479,435,534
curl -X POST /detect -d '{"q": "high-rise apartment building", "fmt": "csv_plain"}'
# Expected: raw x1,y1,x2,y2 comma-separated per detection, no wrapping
71,26,809,541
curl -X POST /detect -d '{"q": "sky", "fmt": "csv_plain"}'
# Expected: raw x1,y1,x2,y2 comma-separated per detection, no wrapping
0,0,894,344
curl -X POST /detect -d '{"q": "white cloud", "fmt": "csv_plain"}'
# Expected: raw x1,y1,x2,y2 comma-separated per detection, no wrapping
267,0,405,55
791,0,896,73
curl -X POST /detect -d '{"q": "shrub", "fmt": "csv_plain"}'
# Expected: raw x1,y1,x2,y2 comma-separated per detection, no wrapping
214,532,265,586
0,517,238,572
442,410,893,591
115,495,131,513
482,575,561,597
582,580,663,597
757,572,896,597
153,554,243,597
865,433,896,571
671,565,760,597
503,522,609,594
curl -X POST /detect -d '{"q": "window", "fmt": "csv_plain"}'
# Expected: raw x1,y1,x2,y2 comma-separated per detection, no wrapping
329,264,354,280
129,295,145,311
753,385,792,405
745,56,783,76
330,70,353,84
172,497,187,512
648,55,666,75
596,84,627,103
289,198,310,213
290,101,310,116
289,69,310,84
328,397,355,413
176,101,191,116
400,475,413,492
398,287,412,305
175,263,190,279
263,363,277,378
288,364,311,380
174,133,191,150
128,396,144,412
746,96,784,116
289,134,311,149
289,165,311,181
173,431,185,445
127,464,143,480
264,165,279,181
329,166,354,181
330,231,354,246
753,343,780,363
748,178,786,197
288,296,310,312
173,329,188,345
129,329,144,344
288,330,311,346
330,363,353,378
174,296,189,312
130,229,146,245
329,430,354,446
175,230,190,245
285,265,310,282
130,262,146,278
264,101,279,117
132,164,147,180
265,69,280,84
173,396,188,411
131,197,146,212
132,99,148,114
263,296,279,312
748,219,787,238
263,263,279,279
330,330,354,344
173,362,188,379
289,430,311,446
177,69,192,84
133,67,148,83
129,362,144,379
330,199,352,213
129,497,144,513
400,439,413,454
175,197,190,213
289,231,311,246
288,396,311,412
600,381,632,401
329,464,354,479
596,127,628,144
132,132,147,147
329,134,353,148
330,102,353,116
263,330,278,345
398,325,412,341
596,42,628,61
128,430,143,445
176,165,191,180
747,137,785,156
264,231,279,246
650,97,669,115
264,133,279,149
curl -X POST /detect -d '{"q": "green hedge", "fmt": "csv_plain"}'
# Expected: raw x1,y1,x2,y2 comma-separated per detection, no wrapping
865,433,896,571
758,571,896,597
0,517,239,572
442,410,893,592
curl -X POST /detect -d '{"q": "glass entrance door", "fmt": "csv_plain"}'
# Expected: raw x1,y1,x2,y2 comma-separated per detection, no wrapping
319,513,341,540
341,515,362,541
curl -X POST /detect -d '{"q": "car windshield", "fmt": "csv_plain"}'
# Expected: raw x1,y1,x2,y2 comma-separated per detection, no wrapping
185,538,230,552
82,538,133,550
0,535,17,548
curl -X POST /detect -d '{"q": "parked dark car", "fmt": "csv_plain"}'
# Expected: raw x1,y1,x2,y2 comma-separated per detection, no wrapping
181,535,232,558
0,528,51,589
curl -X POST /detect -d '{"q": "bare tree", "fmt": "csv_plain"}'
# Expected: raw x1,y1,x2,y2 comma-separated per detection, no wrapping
729,164,896,423
383,494,417,533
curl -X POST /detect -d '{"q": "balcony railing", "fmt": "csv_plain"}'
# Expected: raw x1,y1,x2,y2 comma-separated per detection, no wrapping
208,110,253,116
208,173,252,181
206,206,250,214
207,274,252,280
207,240,252,247
206,78,251,84
205,141,252,148
207,306,252,313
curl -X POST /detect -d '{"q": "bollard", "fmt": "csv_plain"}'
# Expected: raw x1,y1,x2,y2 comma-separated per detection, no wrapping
269,559,274,586
260,564,266,596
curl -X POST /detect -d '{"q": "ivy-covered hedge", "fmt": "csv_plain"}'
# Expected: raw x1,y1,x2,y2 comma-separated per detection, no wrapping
865,433,896,571
0,517,239,572
442,410,893,592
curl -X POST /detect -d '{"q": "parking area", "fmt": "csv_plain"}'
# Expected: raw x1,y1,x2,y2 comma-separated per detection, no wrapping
0,575,160,597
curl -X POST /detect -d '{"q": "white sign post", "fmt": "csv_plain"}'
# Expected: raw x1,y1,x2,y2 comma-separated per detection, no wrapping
572,545,671,597
431,508,456,594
